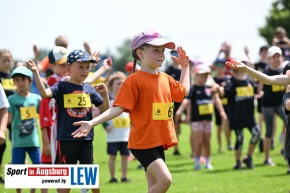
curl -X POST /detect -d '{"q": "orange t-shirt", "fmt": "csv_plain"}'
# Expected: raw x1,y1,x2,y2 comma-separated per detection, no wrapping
113,70,186,149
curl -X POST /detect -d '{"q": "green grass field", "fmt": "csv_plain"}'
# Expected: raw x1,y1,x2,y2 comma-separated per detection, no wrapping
1,116,289,193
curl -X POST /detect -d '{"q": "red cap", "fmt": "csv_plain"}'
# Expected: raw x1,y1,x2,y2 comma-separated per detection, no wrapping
125,62,134,72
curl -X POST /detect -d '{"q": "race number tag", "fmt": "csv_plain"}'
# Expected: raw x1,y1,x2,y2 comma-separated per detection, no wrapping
63,94,91,108
198,104,213,115
272,85,284,92
152,102,174,120
221,98,228,105
2,78,16,90
113,117,130,128
20,106,37,120
236,87,254,97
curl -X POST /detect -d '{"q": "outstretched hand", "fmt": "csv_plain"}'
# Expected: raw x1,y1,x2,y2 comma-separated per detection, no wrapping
72,121,94,138
171,46,189,68
26,60,38,73
225,60,247,71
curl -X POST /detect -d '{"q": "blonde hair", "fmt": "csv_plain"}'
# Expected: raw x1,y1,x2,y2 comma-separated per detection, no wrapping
107,71,126,90
0,49,14,69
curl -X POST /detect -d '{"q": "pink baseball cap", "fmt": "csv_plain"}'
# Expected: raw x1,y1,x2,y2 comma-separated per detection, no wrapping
130,29,175,50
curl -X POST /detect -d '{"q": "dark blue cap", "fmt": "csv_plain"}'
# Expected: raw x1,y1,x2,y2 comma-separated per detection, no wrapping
67,49,97,65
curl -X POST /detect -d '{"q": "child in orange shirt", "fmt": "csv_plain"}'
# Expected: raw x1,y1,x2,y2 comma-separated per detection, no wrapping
72,29,190,193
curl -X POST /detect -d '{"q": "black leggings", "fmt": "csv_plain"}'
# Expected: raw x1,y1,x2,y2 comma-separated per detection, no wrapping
234,125,261,150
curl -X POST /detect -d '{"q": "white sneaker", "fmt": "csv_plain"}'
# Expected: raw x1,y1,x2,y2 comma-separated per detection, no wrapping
205,163,213,170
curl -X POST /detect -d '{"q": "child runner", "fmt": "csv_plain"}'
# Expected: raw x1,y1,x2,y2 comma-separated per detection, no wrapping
218,60,261,170
176,64,227,170
226,58,290,174
8,66,41,193
103,71,131,183
26,49,110,193
212,59,232,152
0,48,14,184
72,29,190,193
256,46,287,166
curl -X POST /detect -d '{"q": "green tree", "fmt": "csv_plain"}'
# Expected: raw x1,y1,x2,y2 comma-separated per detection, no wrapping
112,39,132,72
259,0,290,44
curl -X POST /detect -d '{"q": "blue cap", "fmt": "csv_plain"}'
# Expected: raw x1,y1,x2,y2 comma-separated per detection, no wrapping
67,49,97,65
11,66,33,78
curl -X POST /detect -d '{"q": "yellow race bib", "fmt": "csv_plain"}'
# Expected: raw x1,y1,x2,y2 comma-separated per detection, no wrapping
198,104,213,115
63,93,91,108
152,102,174,120
271,85,284,92
221,98,228,105
2,78,16,90
113,117,130,128
236,86,254,97
20,106,37,120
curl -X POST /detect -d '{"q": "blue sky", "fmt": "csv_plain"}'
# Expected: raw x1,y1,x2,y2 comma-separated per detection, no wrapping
0,0,274,62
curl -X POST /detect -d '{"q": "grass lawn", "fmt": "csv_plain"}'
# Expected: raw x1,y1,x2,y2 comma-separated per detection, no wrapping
1,115,289,193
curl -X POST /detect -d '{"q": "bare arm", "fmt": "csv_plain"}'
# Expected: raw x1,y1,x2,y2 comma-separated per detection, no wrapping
172,47,190,95
26,60,53,98
72,106,124,138
213,93,227,120
94,83,110,112
41,127,51,156
0,108,8,145
226,61,290,86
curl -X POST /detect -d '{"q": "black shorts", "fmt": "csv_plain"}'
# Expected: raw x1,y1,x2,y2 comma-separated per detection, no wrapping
214,105,229,125
129,146,165,171
107,142,129,156
55,140,93,164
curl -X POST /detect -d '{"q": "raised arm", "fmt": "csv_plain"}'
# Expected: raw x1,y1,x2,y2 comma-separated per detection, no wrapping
84,55,112,84
226,60,290,86
72,106,124,138
94,83,110,112
172,46,190,95
26,60,53,98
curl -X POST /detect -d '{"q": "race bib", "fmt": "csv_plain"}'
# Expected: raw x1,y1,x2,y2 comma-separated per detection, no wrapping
152,102,174,120
221,98,228,105
236,86,254,97
2,78,16,90
63,93,91,108
20,106,37,120
198,104,213,115
113,117,130,128
272,85,284,92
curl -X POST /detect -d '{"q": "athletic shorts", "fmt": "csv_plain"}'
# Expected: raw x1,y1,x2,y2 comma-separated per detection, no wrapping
55,140,93,164
12,147,41,164
107,142,129,156
214,105,229,125
191,121,212,133
129,146,165,171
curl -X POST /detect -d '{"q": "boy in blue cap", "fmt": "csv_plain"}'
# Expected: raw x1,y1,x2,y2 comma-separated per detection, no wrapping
26,49,109,193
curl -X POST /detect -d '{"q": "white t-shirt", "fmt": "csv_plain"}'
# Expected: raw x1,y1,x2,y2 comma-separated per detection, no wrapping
106,98,130,142
0,83,9,109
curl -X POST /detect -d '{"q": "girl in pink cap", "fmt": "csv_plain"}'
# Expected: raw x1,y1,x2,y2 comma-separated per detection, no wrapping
73,29,190,193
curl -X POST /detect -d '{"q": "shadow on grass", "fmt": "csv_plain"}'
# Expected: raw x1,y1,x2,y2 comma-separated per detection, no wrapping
263,173,288,177
202,168,233,174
